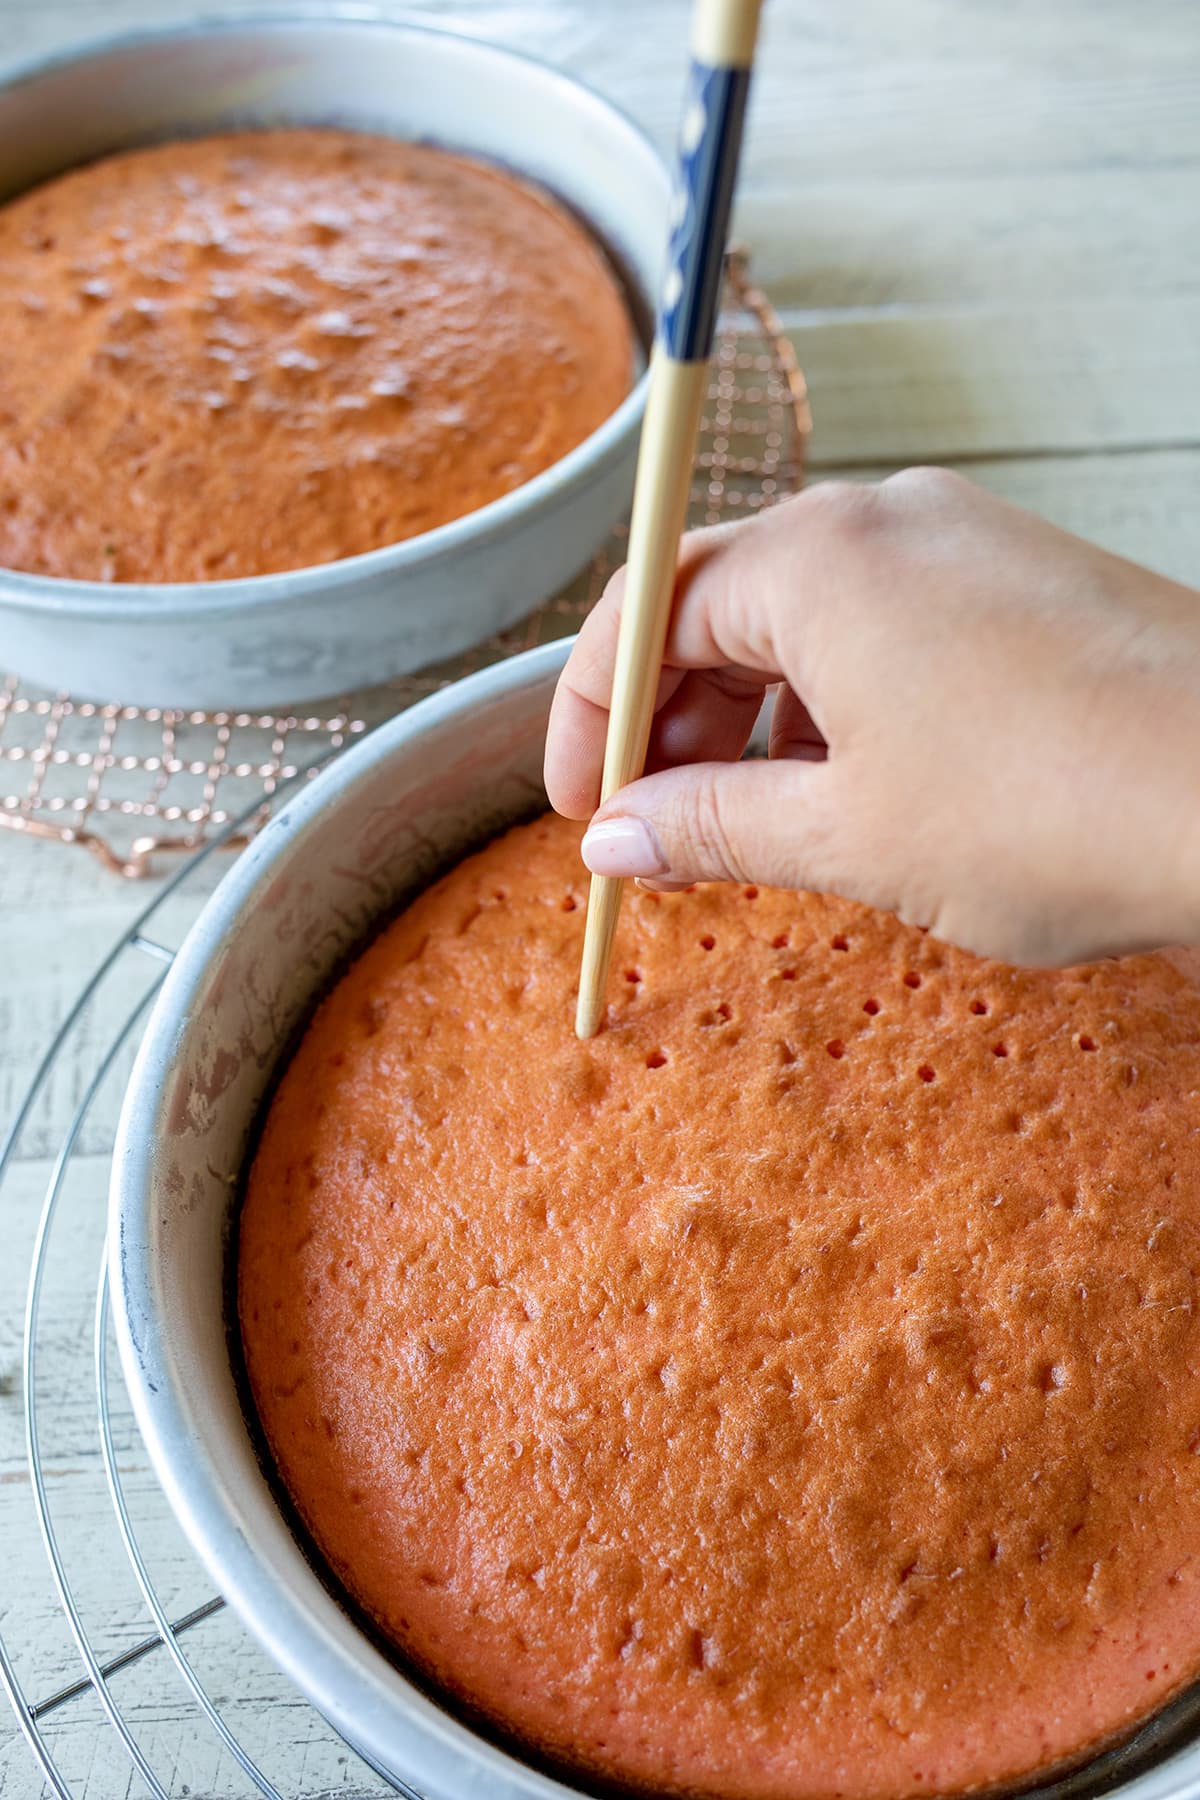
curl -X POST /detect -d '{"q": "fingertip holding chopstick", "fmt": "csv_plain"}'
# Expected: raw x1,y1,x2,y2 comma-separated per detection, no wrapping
574,0,763,1039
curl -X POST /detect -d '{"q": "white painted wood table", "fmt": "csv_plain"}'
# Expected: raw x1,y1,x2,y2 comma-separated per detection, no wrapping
1,1,1198,1795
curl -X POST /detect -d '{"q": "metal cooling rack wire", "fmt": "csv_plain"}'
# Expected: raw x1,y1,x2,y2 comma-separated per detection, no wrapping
94,1273,284,1800
0,758,419,1800
24,977,172,1800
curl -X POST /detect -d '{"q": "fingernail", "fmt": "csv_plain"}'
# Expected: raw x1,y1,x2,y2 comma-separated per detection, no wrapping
635,877,693,894
581,816,670,879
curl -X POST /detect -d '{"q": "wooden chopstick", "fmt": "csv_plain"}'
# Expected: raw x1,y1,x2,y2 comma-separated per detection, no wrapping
575,0,763,1039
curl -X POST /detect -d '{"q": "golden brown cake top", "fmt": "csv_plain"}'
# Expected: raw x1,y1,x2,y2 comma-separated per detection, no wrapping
240,813,1200,1800
0,129,633,583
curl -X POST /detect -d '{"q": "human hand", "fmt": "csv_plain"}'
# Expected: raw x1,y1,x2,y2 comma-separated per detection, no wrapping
544,469,1200,966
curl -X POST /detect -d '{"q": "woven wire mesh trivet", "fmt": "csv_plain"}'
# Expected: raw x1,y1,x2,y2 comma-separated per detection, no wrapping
0,254,810,878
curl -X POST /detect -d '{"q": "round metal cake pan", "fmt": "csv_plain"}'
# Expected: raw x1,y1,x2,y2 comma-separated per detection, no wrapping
110,640,1200,1800
0,16,668,710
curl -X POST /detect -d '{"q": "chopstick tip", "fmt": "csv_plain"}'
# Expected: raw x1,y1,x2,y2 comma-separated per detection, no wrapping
575,990,604,1040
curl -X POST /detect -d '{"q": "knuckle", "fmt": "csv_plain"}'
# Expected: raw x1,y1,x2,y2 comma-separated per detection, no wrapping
881,464,965,506
599,564,627,612
678,518,736,569
797,479,884,549
673,771,748,883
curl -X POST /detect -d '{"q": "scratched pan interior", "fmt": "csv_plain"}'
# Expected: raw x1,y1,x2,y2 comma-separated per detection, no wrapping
110,640,1200,1800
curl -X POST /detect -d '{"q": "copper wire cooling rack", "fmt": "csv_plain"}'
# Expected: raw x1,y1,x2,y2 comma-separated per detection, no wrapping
0,255,810,878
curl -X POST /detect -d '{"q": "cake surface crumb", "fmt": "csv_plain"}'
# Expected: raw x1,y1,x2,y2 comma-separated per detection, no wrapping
241,812,1200,1800
0,130,632,582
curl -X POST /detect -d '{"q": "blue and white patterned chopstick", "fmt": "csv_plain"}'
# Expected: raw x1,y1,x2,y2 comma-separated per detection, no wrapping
576,0,763,1038
661,50,755,363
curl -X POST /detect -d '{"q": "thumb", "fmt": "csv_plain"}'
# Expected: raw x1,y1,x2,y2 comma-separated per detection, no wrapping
580,758,845,893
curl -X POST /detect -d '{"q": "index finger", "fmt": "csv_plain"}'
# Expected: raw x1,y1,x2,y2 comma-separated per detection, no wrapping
543,504,800,820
